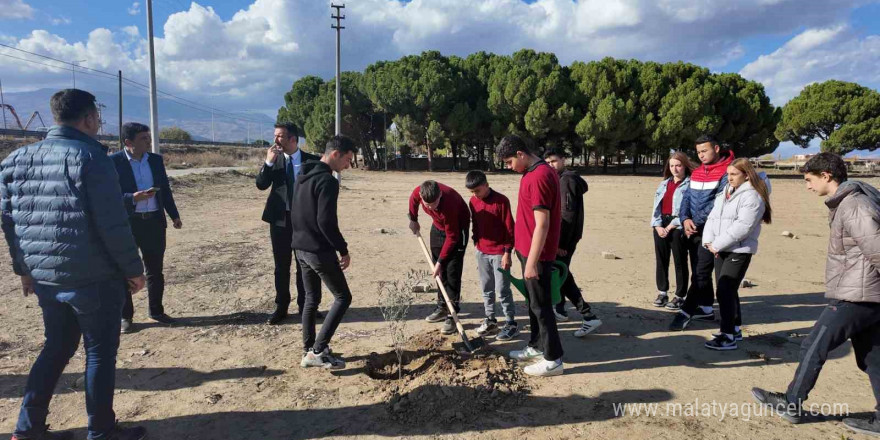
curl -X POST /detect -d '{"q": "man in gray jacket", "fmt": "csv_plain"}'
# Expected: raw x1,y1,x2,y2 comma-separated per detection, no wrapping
752,152,880,437
1,89,148,440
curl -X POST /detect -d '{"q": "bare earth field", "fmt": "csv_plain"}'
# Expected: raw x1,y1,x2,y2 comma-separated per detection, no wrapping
1,168,878,439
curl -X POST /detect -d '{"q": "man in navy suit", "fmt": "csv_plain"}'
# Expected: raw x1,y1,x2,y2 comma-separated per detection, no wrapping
111,122,182,333
256,122,322,324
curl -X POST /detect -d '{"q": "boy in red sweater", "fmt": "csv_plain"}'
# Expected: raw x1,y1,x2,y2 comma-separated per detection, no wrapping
466,170,519,341
408,180,471,335
497,135,564,377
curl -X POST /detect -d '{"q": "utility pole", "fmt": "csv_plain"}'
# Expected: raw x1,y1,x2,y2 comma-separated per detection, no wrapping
118,70,123,150
0,78,6,131
331,4,345,136
72,59,86,88
145,0,160,153
246,122,250,145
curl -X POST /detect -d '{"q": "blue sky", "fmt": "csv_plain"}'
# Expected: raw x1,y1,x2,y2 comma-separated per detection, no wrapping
1,0,879,156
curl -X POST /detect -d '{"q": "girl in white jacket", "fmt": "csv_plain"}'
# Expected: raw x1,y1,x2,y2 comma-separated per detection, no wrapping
702,158,772,351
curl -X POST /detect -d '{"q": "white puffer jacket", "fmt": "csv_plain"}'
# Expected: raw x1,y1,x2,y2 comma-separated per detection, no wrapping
702,181,766,254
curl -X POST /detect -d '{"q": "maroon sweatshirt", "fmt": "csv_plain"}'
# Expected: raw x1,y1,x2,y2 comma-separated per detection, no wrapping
469,189,515,256
408,183,470,263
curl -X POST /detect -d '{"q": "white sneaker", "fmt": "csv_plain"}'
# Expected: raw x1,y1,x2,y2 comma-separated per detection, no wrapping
553,309,570,322
574,318,603,338
300,347,346,369
509,346,543,361
523,358,563,377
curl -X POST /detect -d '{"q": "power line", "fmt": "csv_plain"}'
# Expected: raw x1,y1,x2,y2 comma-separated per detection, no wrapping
0,42,267,124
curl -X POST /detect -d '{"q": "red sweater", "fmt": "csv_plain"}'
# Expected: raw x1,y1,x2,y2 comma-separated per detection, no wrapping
469,189,515,256
515,161,561,262
408,184,470,263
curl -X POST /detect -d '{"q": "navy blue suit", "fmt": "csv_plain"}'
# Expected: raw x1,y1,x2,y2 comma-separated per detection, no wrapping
110,150,179,320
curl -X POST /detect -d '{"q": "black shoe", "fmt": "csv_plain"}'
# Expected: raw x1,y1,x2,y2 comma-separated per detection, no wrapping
704,334,738,350
316,310,324,319
691,309,715,321
121,319,133,334
653,293,669,307
666,296,684,310
669,312,691,331
496,323,519,341
268,309,288,325
106,424,147,440
751,388,801,424
844,417,880,436
441,317,456,335
12,426,73,440
149,313,175,324
425,307,448,323
713,329,743,341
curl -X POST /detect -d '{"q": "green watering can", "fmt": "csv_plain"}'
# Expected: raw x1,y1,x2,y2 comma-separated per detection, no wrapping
497,261,568,305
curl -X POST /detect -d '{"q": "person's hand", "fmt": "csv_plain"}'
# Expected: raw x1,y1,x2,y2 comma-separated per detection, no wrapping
666,225,678,232
557,248,569,257
654,226,668,238
524,261,540,280
339,254,351,271
266,144,282,164
683,219,697,237
501,252,512,271
706,243,719,256
409,220,420,236
133,190,156,202
432,262,442,279
172,218,183,229
20,275,35,297
127,274,146,294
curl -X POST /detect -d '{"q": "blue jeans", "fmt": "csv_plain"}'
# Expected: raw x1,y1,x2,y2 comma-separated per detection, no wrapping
15,278,125,440
475,250,515,324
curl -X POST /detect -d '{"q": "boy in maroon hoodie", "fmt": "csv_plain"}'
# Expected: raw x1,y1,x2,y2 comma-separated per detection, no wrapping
408,181,471,335
466,170,519,340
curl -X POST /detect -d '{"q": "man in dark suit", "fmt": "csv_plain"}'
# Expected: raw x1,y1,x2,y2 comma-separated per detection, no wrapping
110,122,182,334
256,122,322,324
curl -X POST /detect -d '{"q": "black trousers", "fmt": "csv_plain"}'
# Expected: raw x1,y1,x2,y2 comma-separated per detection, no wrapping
554,245,593,317
269,213,306,312
123,214,166,320
680,231,716,315
298,250,352,353
786,300,880,418
714,252,751,334
517,252,564,361
430,225,467,313
653,216,689,298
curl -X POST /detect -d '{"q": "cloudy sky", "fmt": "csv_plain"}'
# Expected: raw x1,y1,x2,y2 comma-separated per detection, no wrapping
1,0,879,156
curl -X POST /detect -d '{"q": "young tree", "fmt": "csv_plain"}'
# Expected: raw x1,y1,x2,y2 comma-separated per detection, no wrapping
159,126,192,142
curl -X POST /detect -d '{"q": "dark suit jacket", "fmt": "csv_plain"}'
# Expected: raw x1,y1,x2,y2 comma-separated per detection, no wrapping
110,151,180,228
255,149,320,224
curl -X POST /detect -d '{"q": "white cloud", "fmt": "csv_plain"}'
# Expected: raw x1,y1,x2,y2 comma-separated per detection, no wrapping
0,0,876,115
740,25,880,104
50,16,71,26
0,0,35,20
128,2,141,16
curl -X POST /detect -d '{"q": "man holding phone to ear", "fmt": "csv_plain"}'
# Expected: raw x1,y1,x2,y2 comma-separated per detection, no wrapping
111,122,182,333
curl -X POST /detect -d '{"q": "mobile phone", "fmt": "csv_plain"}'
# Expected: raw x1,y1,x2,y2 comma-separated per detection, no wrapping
148,187,160,193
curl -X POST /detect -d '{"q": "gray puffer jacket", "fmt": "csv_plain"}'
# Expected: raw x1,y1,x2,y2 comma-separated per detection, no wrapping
825,181,880,303
0,125,143,287
702,181,766,254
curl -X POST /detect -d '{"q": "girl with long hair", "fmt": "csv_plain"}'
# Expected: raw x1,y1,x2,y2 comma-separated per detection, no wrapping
702,158,772,350
651,151,696,309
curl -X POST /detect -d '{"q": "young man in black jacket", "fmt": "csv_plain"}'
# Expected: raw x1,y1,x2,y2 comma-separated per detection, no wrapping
292,135,356,370
544,148,602,337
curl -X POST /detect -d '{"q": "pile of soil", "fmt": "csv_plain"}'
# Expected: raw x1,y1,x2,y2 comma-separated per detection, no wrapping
365,332,530,424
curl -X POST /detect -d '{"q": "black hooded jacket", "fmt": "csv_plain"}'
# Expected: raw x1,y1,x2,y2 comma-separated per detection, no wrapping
559,170,588,251
291,160,349,256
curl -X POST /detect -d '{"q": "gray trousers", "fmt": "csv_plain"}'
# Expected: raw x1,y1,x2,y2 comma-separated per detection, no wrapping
475,250,516,324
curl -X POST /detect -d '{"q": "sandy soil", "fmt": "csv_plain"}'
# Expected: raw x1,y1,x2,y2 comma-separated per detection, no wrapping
1,168,878,439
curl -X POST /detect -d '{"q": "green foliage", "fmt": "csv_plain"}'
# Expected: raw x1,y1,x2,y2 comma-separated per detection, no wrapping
159,126,191,142
776,80,880,155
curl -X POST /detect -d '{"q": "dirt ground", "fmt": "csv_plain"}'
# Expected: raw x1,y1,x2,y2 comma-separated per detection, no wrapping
1,168,878,440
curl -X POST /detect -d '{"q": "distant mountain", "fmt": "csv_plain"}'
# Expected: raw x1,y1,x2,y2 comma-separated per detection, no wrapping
0,88,275,143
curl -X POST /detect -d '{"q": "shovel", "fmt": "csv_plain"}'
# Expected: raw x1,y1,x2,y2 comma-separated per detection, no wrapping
416,235,486,353
497,261,568,305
